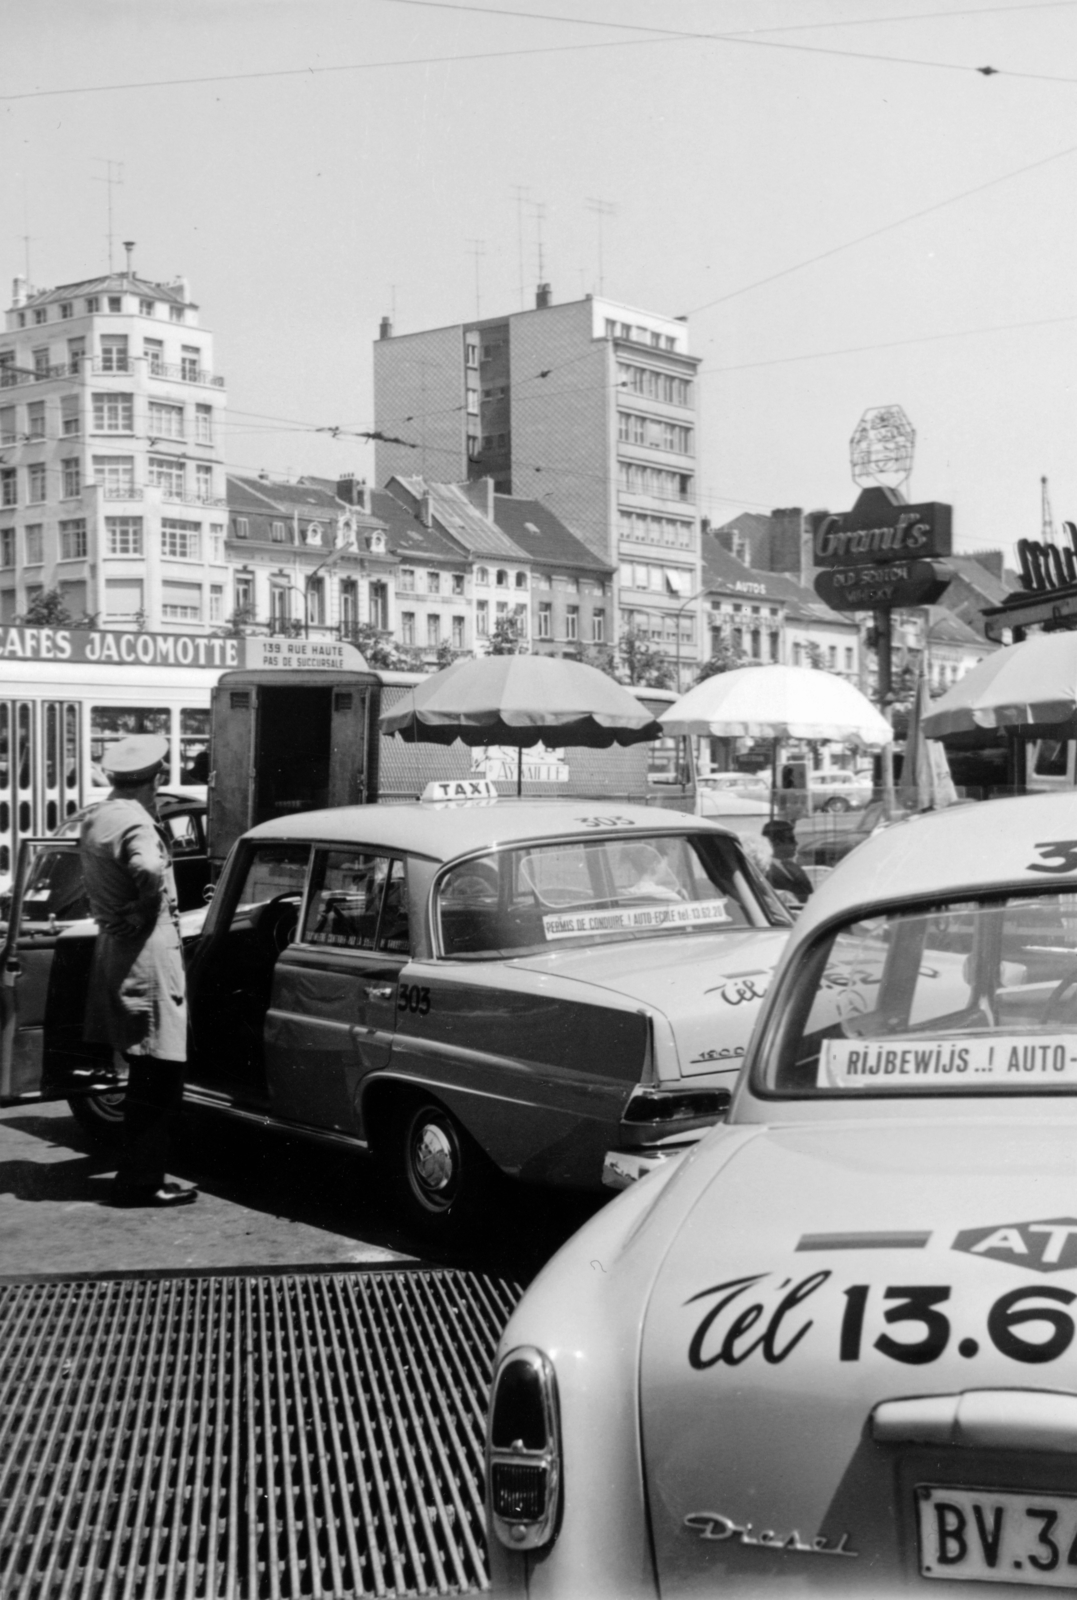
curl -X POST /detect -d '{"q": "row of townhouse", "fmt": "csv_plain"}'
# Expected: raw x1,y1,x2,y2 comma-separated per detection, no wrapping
702,534,863,680
224,470,614,662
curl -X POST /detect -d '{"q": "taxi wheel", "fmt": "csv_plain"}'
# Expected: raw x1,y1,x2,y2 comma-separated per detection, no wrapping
822,795,851,813
395,1099,489,1237
68,1090,127,1147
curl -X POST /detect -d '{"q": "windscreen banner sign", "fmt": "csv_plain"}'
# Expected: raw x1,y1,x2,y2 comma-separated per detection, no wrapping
543,899,731,940
818,1035,1077,1089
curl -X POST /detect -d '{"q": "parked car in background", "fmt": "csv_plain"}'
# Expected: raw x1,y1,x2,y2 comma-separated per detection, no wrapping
697,772,772,803
487,792,1077,1595
808,769,874,811
0,798,792,1235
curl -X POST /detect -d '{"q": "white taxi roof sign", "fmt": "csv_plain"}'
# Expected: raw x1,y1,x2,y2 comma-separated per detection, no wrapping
421,778,499,803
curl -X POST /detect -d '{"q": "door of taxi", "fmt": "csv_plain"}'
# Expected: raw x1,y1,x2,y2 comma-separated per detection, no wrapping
265,846,409,1135
0,838,115,1106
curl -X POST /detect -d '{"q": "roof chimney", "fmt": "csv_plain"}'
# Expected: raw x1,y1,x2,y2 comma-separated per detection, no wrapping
535,283,552,310
462,476,495,522
420,492,433,528
379,315,393,340
123,240,136,277
11,276,26,309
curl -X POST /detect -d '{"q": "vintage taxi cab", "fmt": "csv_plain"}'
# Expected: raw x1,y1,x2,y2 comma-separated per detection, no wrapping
486,792,1077,1594
0,797,791,1234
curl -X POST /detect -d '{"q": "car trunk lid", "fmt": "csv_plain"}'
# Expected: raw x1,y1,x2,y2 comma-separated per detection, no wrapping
639,1117,1077,1593
507,928,788,1086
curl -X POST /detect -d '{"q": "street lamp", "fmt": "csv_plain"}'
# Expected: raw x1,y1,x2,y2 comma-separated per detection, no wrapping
673,587,706,692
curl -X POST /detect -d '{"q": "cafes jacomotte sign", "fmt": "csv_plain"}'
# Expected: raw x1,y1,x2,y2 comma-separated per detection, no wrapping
811,486,953,612
0,626,368,672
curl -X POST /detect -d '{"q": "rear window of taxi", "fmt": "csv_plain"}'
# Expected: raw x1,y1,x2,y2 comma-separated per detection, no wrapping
436,831,773,957
763,888,1077,1097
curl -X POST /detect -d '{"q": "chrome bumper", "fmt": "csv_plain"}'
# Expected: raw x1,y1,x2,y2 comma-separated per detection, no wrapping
602,1131,704,1190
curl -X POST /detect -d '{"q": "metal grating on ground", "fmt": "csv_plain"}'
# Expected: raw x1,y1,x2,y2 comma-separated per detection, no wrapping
0,1267,522,1600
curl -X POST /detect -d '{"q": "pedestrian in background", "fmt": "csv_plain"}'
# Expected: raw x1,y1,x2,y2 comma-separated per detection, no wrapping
761,818,813,906
80,734,197,1208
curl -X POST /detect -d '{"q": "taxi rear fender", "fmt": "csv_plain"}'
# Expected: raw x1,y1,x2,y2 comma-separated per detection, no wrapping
489,1123,764,1598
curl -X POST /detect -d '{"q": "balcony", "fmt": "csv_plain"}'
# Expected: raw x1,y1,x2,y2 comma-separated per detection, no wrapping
160,490,228,508
146,361,225,388
88,357,225,388
92,483,143,500
0,363,72,387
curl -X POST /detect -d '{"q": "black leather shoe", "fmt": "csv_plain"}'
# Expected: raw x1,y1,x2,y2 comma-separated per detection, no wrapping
112,1181,198,1208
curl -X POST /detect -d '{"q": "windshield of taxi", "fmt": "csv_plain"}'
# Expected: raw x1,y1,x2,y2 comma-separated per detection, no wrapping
437,831,770,957
764,889,1077,1096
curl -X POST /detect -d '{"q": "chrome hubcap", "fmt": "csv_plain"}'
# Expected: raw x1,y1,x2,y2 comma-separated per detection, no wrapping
413,1124,455,1193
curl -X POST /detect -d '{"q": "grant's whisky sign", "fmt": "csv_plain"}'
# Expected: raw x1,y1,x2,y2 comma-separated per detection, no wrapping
811,487,952,612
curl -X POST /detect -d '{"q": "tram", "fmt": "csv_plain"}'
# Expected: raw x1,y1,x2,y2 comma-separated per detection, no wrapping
0,625,363,882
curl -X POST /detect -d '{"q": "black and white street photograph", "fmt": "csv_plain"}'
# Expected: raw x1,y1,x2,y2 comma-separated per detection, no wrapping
4,2,1077,1595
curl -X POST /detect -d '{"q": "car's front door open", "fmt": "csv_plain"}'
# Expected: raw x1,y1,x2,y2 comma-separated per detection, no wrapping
0,837,117,1106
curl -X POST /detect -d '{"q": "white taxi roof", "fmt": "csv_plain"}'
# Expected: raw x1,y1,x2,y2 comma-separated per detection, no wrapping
798,792,1077,938
245,798,733,863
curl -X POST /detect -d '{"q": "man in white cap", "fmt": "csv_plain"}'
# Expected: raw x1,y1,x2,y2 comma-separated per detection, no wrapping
80,734,197,1207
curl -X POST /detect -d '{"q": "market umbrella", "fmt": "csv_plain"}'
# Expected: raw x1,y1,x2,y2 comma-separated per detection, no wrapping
379,655,662,793
659,665,893,744
659,665,893,815
898,667,957,811
921,632,1077,739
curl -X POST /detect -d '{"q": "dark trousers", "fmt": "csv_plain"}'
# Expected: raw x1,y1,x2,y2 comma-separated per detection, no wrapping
117,1056,185,1190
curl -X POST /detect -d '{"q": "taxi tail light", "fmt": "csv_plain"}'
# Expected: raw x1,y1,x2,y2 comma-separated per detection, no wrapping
487,1347,561,1551
622,1085,731,1124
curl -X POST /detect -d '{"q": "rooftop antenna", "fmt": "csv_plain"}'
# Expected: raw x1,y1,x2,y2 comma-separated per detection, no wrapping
20,174,34,284
1042,475,1057,544
92,158,124,272
466,239,486,319
510,184,530,310
585,196,616,295
531,201,547,287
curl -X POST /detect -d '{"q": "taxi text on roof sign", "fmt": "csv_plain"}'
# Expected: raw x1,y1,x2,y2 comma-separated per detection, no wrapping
0,626,367,672
422,778,499,803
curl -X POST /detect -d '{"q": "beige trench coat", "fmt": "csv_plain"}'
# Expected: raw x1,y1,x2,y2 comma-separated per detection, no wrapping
80,796,188,1061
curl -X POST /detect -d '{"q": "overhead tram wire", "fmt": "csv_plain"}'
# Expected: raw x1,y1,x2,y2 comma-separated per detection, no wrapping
383,0,1077,86
7,0,1077,103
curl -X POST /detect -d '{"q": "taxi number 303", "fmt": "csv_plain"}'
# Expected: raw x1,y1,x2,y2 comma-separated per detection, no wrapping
397,984,431,1017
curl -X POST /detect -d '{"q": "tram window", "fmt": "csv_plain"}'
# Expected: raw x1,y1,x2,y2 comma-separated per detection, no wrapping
179,708,211,785
90,707,169,784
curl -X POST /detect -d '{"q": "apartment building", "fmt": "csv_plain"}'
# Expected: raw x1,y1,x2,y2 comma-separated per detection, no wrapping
702,534,861,680
227,472,391,635
373,290,703,675
0,262,228,629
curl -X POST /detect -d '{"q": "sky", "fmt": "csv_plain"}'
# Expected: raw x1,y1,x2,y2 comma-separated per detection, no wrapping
5,0,1077,565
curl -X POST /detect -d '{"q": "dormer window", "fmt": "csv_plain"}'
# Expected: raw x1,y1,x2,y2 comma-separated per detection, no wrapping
495,569,509,588
368,530,387,554
33,308,47,325
306,522,323,546
60,303,73,320
107,297,122,313
271,521,286,543
84,298,99,313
